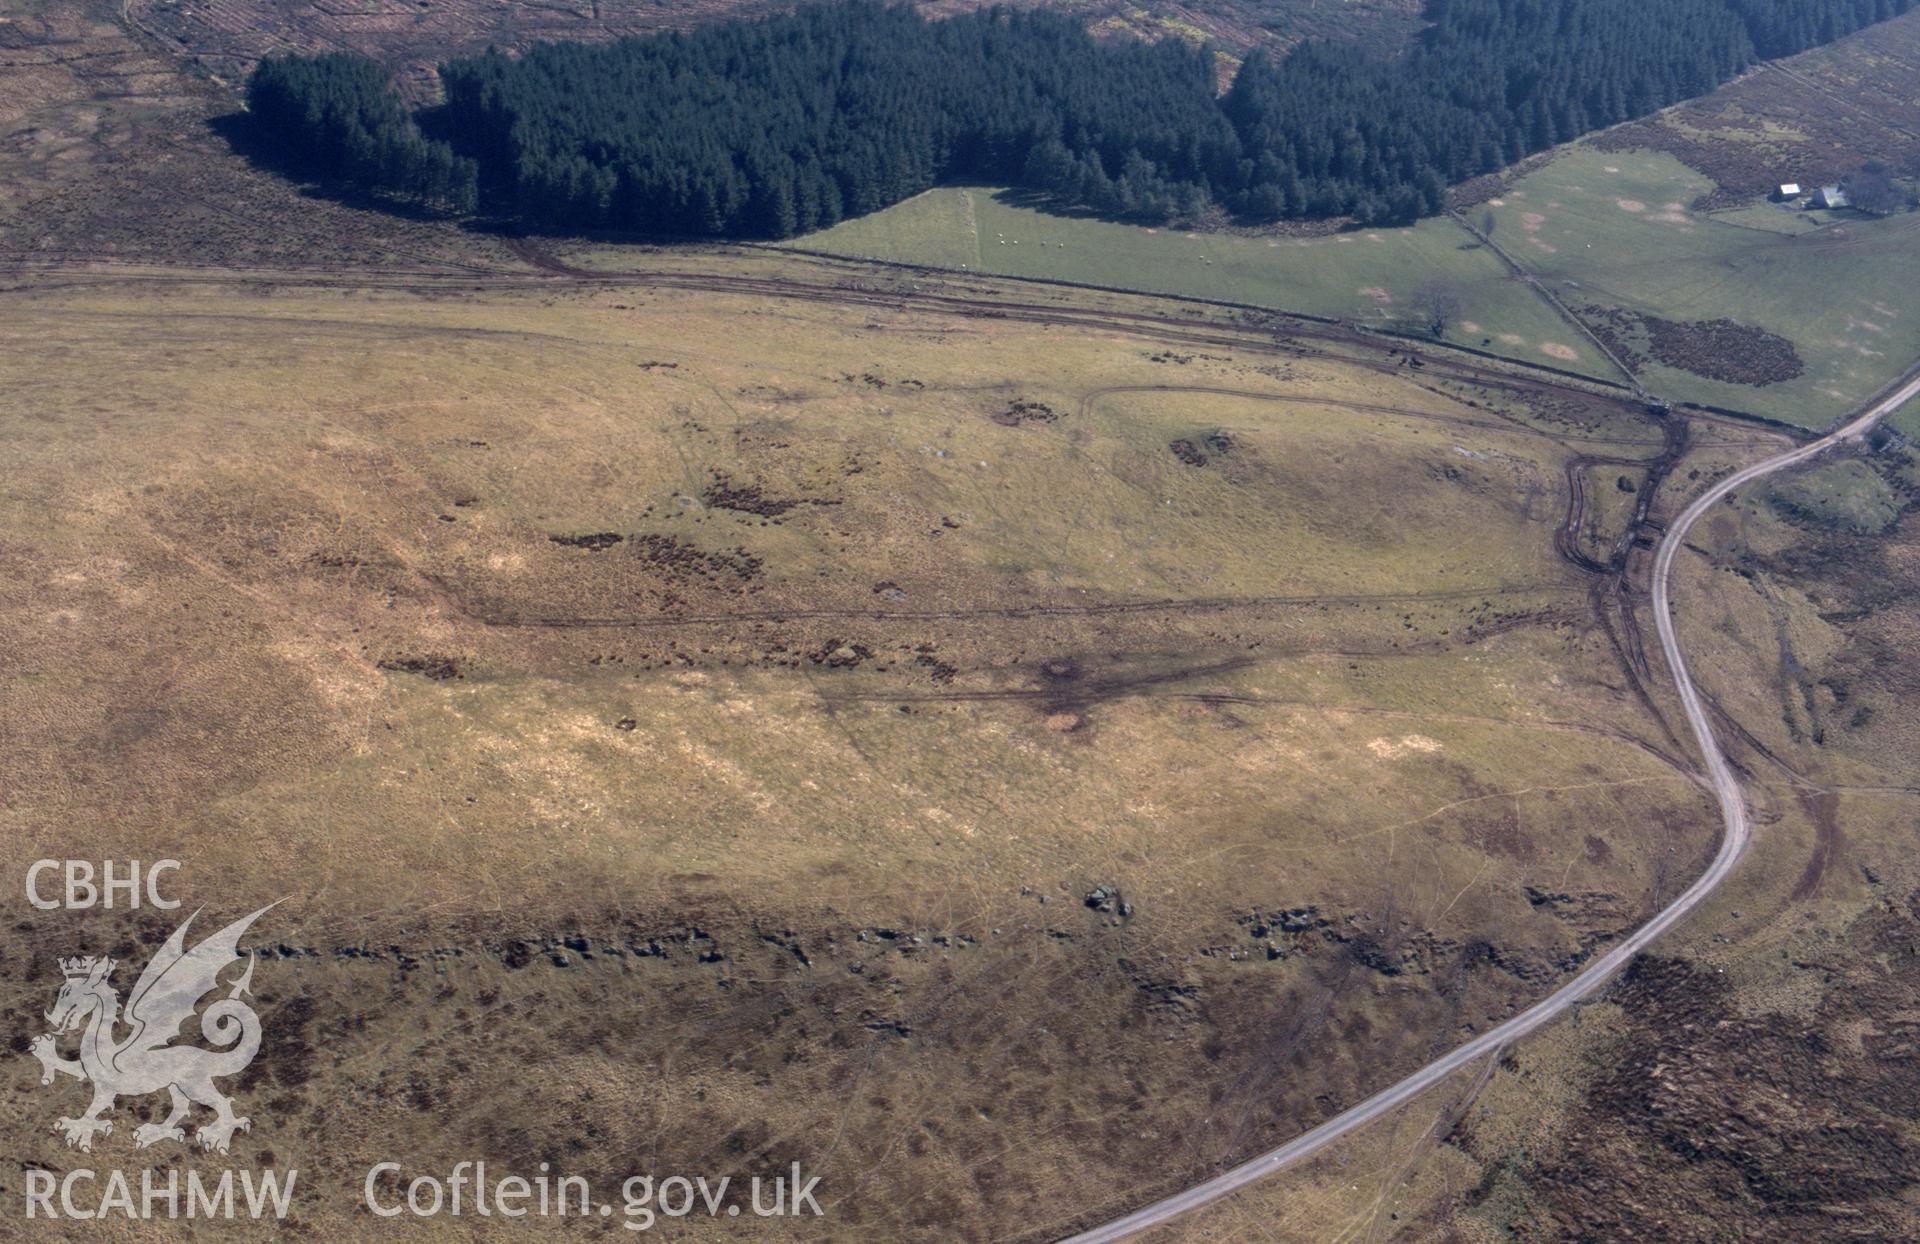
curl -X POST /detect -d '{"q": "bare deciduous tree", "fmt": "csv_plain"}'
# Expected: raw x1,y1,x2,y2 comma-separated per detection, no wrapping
1409,279,1467,338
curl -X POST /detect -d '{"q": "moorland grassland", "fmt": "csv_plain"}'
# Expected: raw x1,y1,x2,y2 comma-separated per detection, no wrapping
0,272,1755,1238
4,0,1919,1237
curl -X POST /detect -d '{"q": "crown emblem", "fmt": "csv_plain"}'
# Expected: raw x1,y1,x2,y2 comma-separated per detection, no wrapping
59,956,107,979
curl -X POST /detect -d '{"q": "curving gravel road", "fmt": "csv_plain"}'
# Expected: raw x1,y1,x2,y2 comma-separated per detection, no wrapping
1061,376,1920,1244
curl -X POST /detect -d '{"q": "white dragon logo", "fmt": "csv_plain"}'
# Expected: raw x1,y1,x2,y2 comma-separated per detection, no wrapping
28,903,277,1154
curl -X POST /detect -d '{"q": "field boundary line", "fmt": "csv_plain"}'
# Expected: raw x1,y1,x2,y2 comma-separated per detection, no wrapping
753,238,1643,394
1445,209,1645,396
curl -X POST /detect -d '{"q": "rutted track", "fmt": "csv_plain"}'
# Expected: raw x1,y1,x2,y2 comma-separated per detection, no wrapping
1555,415,1687,577
500,239,1788,436
1057,369,1920,1244
8,242,1895,1240
1077,380,1695,751
464,583,1576,630
478,368,1650,635
1079,383,1659,444
0,247,1820,446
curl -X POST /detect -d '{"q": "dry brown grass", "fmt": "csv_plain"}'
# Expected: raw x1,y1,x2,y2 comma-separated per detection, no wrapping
6,2,1874,1230
1214,439,1920,1243
0,267,1741,1238
118,0,1424,104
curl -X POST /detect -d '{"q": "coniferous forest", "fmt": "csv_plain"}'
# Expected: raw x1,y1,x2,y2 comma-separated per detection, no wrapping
246,0,1916,237
246,53,479,215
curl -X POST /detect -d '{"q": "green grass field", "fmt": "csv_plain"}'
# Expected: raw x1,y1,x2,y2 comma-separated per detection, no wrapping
781,155,1920,429
1484,146,1920,427
782,187,1611,379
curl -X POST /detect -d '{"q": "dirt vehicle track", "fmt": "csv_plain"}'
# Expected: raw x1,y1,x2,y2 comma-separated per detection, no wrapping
0,243,1816,445
2,244,1860,1239
1555,416,1686,576
470,583,1576,630
1057,367,1920,1243
1080,383,1653,443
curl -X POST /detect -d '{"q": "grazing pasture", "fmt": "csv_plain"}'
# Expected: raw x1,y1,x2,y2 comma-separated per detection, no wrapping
1485,146,1920,426
785,187,1606,377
